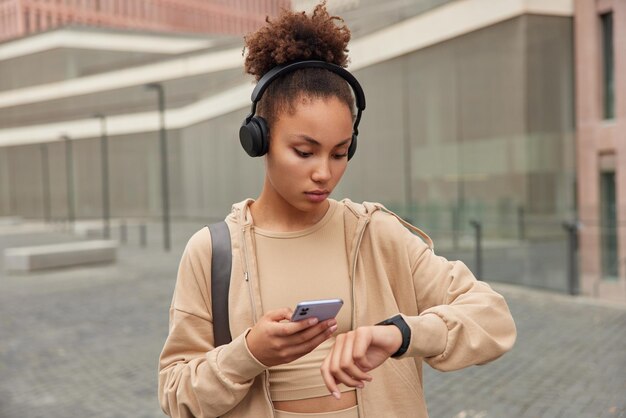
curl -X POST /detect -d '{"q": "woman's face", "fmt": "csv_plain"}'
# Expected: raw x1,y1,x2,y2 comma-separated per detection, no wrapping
263,95,354,215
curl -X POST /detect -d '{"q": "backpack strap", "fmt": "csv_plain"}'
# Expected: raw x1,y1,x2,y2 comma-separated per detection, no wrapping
207,221,233,347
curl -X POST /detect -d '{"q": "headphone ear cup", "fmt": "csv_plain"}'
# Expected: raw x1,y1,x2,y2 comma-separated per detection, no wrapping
347,134,357,160
239,116,269,157
256,116,269,156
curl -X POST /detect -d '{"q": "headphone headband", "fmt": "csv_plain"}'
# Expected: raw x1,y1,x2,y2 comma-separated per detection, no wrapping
250,60,366,110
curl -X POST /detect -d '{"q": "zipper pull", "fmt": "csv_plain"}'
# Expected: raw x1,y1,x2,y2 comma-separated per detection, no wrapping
244,271,249,282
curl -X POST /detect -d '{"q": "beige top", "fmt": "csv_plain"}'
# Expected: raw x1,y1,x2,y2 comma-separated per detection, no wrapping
253,199,354,401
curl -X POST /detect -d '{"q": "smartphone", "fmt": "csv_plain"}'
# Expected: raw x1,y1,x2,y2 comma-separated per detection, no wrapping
291,298,344,322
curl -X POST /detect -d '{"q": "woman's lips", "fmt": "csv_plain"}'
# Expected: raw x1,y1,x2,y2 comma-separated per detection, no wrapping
304,191,329,203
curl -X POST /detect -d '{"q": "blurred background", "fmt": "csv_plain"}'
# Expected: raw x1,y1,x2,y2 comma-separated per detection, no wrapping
0,1,624,417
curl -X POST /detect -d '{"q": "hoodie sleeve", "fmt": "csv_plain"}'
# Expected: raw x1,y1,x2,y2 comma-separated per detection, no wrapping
158,228,267,418
371,211,517,371
403,246,517,371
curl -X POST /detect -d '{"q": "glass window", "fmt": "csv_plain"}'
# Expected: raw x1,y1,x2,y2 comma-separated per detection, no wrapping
600,170,618,279
601,12,615,120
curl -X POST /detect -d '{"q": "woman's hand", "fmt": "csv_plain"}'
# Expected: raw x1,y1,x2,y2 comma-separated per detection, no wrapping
246,308,338,367
320,325,402,398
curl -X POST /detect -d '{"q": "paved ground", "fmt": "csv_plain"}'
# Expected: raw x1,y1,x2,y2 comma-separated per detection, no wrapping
0,222,625,418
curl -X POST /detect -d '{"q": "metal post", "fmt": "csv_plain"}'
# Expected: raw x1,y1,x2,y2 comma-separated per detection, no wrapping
455,70,465,253
94,114,111,239
402,58,413,224
7,161,17,218
470,220,483,278
62,135,75,228
120,220,127,244
40,143,51,222
562,220,579,296
518,205,525,240
146,82,170,252
140,223,147,248
452,206,460,250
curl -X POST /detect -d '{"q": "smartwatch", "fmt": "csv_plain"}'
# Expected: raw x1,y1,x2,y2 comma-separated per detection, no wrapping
376,314,411,358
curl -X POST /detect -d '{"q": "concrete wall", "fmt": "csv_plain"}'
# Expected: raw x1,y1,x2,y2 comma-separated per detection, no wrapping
0,67,243,128
340,16,573,241
439,238,570,293
0,15,575,221
0,47,172,92
0,14,578,292
178,109,264,220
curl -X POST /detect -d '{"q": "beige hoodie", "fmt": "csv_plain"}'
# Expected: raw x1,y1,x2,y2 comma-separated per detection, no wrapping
158,199,517,418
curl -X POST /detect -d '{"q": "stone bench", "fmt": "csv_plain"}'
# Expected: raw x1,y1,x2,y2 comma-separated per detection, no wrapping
0,216,22,226
73,219,144,239
4,240,117,272
0,223,58,237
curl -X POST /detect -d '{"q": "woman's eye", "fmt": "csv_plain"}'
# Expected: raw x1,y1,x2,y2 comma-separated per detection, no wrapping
295,149,312,158
333,153,348,159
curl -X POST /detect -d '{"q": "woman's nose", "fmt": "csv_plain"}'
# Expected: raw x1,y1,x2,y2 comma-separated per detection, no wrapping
311,158,332,183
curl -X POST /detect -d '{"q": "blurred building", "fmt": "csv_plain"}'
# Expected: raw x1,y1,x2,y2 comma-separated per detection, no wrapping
0,0,623,302
575,0,626,300
0,0,290,43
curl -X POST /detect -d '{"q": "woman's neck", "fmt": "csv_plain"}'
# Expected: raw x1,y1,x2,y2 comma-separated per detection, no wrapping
251,189,330,232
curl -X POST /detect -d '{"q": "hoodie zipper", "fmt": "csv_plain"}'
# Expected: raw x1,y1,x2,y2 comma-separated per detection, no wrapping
240,225,258,324
350,217,369,330
350,217,369,418
240,223,275,417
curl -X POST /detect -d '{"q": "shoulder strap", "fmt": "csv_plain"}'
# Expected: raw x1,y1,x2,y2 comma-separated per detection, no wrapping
207,221,233,346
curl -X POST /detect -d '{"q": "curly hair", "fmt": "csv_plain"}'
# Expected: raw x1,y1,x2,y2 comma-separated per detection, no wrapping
242,2,355,129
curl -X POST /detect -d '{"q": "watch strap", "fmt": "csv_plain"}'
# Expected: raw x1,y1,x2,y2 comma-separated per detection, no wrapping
376,314,411,358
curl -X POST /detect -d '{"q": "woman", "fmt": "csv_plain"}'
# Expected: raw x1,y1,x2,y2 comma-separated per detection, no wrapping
158,4,516,418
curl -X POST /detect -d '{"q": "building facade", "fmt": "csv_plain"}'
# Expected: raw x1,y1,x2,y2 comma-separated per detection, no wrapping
0,0,290,43
1,0,622,302
575,0,626,301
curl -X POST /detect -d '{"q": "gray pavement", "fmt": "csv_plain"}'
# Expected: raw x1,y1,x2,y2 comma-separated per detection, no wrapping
0,222,625,418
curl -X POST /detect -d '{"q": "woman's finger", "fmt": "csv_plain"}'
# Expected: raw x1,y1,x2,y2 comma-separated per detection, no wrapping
329,333,364,388
284,322,338,359
277,316,319,336
321,344,341,399
267,308,319,337
264,308,294,322
340,331,372,382
289,318,337,344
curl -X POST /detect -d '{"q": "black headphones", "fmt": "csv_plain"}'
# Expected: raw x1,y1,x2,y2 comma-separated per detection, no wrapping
239,60,366,160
